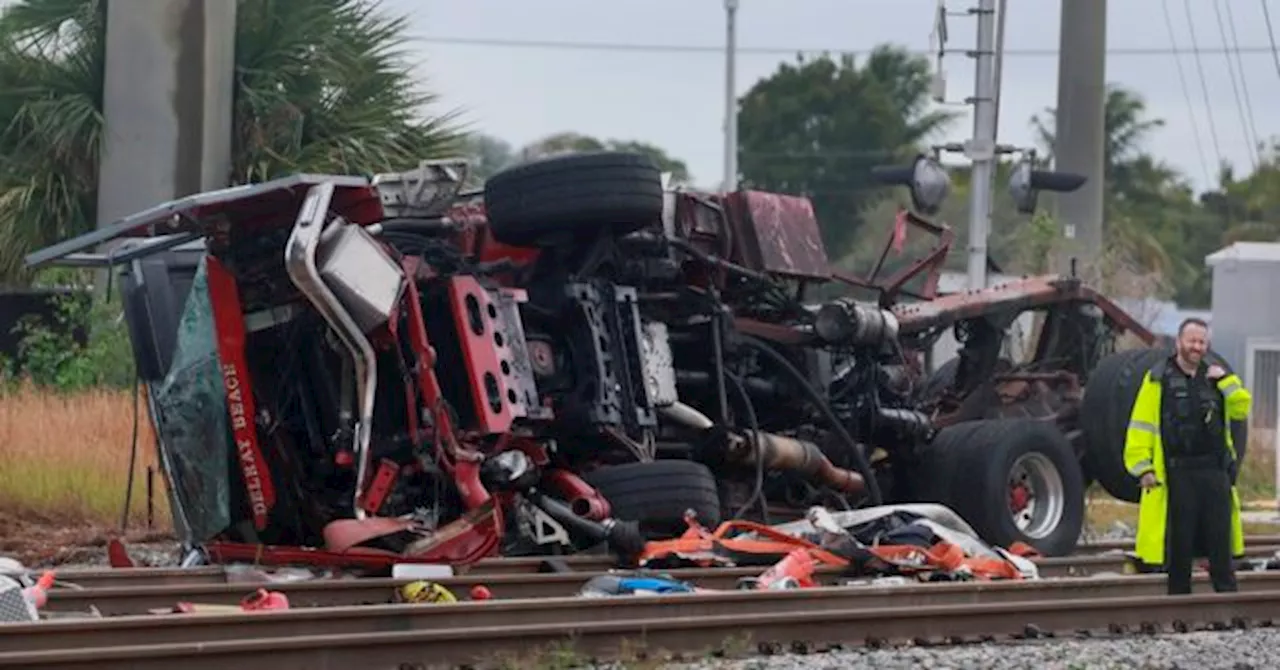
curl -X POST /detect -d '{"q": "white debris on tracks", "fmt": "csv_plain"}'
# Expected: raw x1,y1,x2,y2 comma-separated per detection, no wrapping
662,628,1280,670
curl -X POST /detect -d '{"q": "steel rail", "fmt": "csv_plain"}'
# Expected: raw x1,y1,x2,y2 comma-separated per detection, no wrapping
3,588,1279,669
6,572,1280,654
40,553,1157,616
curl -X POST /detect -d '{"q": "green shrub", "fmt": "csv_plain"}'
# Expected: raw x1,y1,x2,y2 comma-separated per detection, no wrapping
2,269,135,392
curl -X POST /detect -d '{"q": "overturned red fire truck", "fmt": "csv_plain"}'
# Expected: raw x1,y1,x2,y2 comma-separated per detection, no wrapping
25,151,1162,570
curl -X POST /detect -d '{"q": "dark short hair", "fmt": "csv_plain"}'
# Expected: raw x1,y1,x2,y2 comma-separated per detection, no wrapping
1177,317,1209,336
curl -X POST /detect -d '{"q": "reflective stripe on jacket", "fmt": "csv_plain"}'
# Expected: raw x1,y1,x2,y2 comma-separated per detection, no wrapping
1121,368,1251,566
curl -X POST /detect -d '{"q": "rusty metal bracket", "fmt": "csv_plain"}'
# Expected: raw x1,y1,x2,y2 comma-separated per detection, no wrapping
830,209,954,307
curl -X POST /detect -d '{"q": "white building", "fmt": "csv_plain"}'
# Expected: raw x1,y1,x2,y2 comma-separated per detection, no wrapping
1207,241,1280,430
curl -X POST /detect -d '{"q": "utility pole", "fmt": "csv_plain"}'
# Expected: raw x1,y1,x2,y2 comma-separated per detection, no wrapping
964,0,999,290
1052,0,1106,273
98,0,236,232
95,0,235,296
723,0,740,192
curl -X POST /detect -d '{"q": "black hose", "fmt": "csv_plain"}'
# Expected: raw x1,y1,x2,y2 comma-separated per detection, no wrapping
667,237,771,283
120,367,141,532
377,217,458,234
740,334,883,505
726,372,769,523
665,237,803,315
526,491,609,545
710,311,730,423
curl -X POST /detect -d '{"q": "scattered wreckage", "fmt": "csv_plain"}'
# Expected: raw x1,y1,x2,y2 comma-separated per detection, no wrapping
24,150,1153,575
0,504,1043,623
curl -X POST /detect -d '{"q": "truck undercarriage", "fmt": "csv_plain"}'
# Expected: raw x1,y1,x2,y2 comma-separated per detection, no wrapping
25,151,1159,569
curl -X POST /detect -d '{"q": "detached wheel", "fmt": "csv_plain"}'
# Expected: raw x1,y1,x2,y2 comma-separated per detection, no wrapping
1082,347,1247,503
582,460,722,538
1081,348,1165,503
926,419,1085,556
483,151,664,248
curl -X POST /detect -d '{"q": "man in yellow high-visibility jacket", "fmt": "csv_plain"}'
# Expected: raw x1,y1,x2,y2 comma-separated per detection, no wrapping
1123,317,1251,595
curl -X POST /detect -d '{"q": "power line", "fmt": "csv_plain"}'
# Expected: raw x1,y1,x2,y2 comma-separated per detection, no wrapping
1182,0,1226,172
1224,0,1263,163
411,35,1280,58
1213,0,1259,170
745,149,901,159
1261,0,1280,82
1162,0,1212,185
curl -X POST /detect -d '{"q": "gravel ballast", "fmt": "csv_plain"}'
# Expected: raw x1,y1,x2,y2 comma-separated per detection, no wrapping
661,628,1280,670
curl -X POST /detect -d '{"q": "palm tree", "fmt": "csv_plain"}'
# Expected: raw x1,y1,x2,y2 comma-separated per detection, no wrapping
736,46,958,257
1030,83,1166,181
0,0,463,284
1028,83,1179,275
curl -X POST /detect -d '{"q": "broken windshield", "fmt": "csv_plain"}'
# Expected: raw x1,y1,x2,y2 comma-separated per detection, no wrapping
149,257,231,543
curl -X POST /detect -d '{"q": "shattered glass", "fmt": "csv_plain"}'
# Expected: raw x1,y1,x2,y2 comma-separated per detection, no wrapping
149,257,230,543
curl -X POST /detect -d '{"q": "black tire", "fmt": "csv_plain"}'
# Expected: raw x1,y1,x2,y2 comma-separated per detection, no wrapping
582,460,722,538
922,419,1086,557
1082,347,1248,503
483,151,664,248
912,420,987,508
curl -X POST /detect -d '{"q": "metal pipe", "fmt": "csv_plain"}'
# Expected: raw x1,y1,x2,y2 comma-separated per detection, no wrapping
992,0,1008,134
657,402,866,497
740,335,883,504
737,431,865,496
658,402,716,430
284,183,378,520
965,0,999,291
722,0,740,191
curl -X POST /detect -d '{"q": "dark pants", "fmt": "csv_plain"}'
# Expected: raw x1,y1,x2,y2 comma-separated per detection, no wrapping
1164,464,1237,595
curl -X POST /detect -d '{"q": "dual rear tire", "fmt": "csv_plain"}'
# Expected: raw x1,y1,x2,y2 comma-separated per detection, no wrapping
915,418,1086,556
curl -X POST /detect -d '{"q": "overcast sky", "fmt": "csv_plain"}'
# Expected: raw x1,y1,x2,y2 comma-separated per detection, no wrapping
394,0,1280,194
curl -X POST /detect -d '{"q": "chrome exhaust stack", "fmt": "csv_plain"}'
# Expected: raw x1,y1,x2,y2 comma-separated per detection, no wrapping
285,182,406,519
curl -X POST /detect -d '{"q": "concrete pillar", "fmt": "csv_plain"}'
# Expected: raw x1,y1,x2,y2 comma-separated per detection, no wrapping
96,0,236,230
1052,0,1106,276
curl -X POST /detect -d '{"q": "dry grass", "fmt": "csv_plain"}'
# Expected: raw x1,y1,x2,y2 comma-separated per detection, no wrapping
0,382,170,530
1,384,1276,548
1237,428,1277,502
1084,501,1279,540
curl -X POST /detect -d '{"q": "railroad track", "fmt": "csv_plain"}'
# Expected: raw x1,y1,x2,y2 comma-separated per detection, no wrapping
7,571,1280,653
32,545,1280,616
29,555,1158,615
3,576,1280,669
42,540,1152,586
42,536,1280,590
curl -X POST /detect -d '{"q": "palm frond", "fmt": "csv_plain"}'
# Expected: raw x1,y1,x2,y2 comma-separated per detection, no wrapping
0,0,101,59
0,0,465,285
0,0,103,285
231,0,465,182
